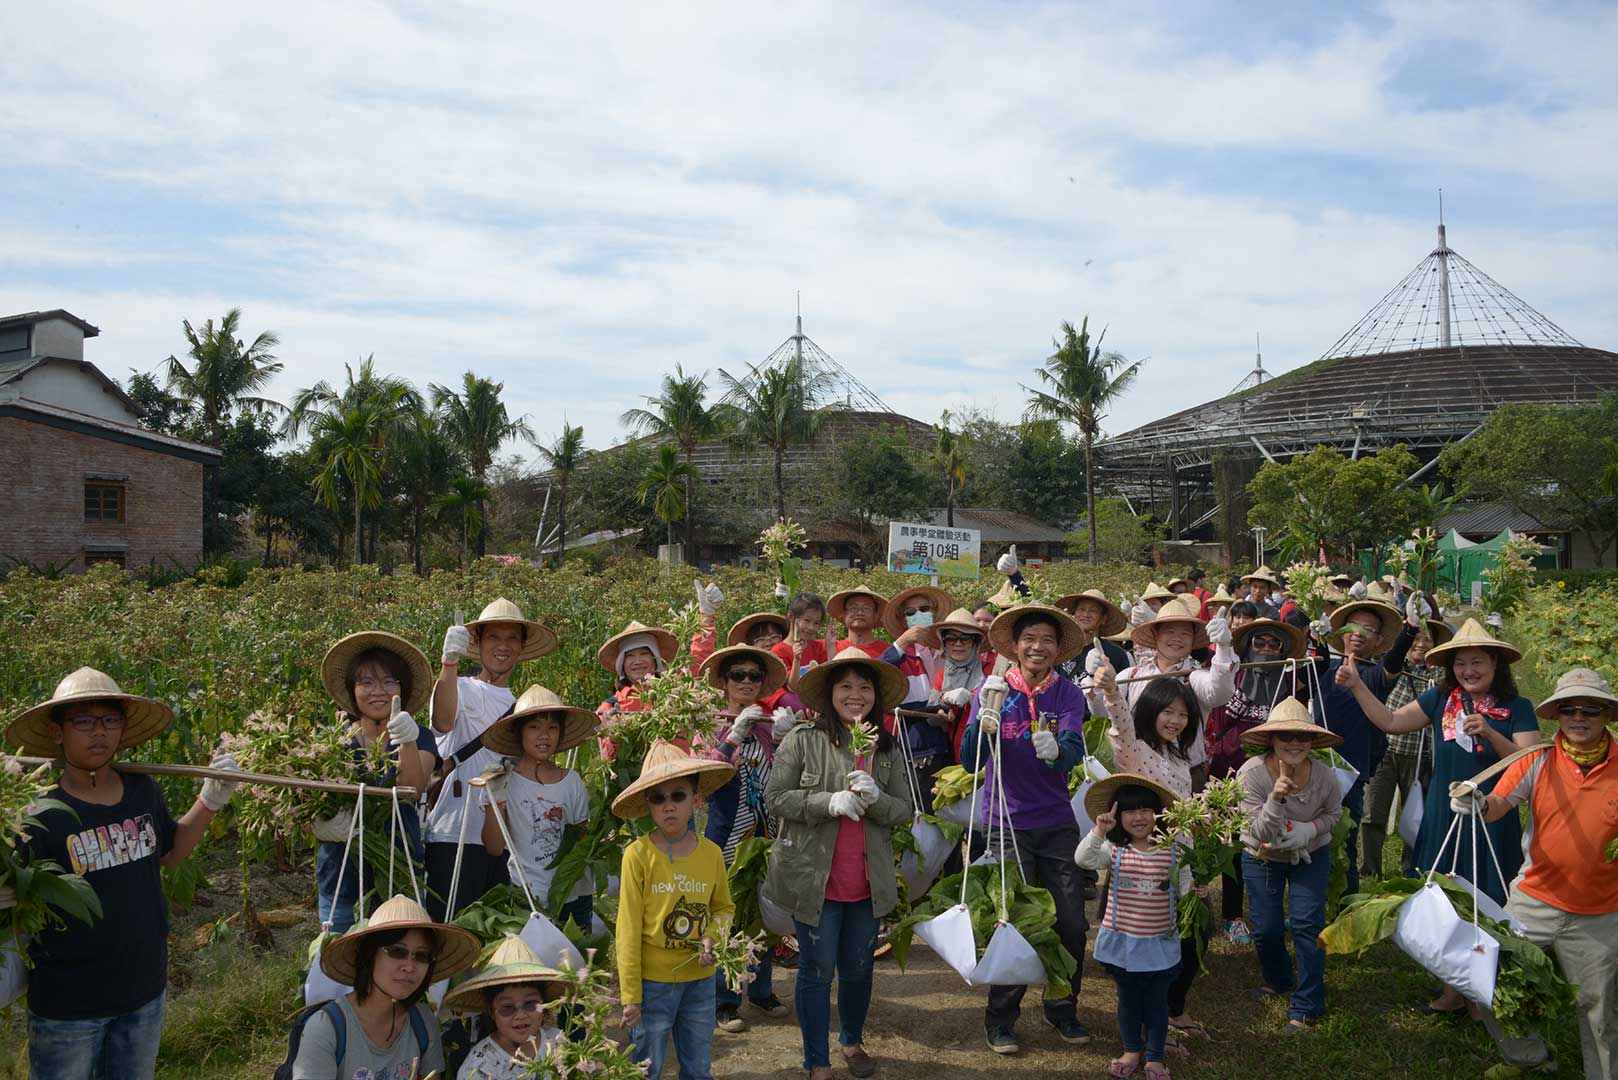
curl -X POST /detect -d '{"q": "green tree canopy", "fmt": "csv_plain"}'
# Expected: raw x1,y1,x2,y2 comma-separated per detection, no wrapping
1247,444,1424,563
1067,498,1165,563
821,424,933,564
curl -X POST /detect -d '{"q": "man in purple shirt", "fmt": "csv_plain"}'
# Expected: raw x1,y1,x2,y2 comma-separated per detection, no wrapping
960,606,1091,1056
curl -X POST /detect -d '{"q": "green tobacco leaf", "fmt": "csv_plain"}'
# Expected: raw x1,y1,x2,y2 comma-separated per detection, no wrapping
1318,893,1407,955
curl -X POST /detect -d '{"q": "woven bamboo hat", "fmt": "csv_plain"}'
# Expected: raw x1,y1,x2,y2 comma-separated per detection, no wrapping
467,598,558,663
1421,619,1455,647
1083,772,1179,822
320,631,434,716
700,645,787,697
796,646,909,713
827,588,889,624
883,584,954,641
1425,618,1522,666
1327,600,1403,658
1329,573,1356,589
988,604,1087,665
726,611,791,648
480,685,599,757
1166,577,1190,592
1233,618,1308,660
932,607,987,643
442,935,565,1016
1131,596,1210,651
1208,584,1234,607
1242,566,1282,588
320,894,481,985
1240,697,1342,750
1054,590,1128,637
1534,667,1618,721
1138,581,1176,604
7,668,173,757
596,621,679,674
610,740,736,819
986,580,1022,610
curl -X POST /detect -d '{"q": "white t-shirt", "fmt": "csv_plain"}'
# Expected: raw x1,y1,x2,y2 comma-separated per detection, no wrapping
457,1030,561,1080
426,676,516,845
499,770,593,906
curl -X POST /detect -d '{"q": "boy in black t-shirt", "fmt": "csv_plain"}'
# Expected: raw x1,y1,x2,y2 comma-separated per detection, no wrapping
7,668,238,1080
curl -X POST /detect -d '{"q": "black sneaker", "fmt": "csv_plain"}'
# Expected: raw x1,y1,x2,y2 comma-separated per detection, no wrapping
1044,1015,1093,1045
715,1004,748,1033
748,994,790,1018
985,1027,1019,1055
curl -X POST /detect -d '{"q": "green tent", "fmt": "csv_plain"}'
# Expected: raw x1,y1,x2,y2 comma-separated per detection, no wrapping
1364,529,1555,602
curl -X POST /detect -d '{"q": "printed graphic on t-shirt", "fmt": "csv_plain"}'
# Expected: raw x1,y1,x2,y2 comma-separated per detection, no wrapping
349,1061,420,1080
661,896,709,946
65,814,159,874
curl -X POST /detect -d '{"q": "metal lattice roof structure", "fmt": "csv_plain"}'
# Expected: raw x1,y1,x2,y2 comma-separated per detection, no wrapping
759,314,893,413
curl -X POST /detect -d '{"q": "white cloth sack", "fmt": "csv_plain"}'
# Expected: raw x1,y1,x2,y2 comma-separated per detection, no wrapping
607,874,620,899
1443,873,1525,933
1392,883,1500,1007
1332,764,1359,801
521,910,585,973
0,936,25,1009
1397,779,1425,848
426,977,451,1012
934,787,986,829
969,921,1045,987
591,912,609,936
899,814,955,898
914,903,978,981
305,930,352,1006
759,886,796,937
1071,754,1112,833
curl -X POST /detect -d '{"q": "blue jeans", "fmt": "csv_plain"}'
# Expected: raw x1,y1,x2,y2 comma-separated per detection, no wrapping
632,976,715,1080
1242,851,1331,1021
318,888,357,934
1342,780,1365,899
795,899,878,1071
29,989,166,1080
1109,967,1177,1062
715,948,774,1010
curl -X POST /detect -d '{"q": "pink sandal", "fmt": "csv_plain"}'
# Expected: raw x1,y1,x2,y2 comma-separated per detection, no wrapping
1106,1059,1139,1078
1144,1065,1171,1080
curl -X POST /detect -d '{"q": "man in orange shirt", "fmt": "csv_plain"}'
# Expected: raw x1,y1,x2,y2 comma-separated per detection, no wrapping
1453,667,1618,1078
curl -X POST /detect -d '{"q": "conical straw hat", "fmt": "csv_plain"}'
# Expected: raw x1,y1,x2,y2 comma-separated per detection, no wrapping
1239,697,1342,750
1130,597,1210,652
932,607,987,641
7,668,172,757
1139,581,1176,603
1424,617,1522,666
726,612,791,648
596,621,679,674
1053,590,1127,637
442,935,565,1016
987,604,1088,665
882,585,953,640
320,631,434,716
467,598,558,663
1327,600,1403,658
610,740,736,820
1083,772,1179,822
320,894,481,985
827,588,889,624
479,685,599,757
795,646,909,714
699,645,788,697
1242,566,1281,588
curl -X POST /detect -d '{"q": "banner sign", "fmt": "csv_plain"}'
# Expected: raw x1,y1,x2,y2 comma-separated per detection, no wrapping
887,522,981,580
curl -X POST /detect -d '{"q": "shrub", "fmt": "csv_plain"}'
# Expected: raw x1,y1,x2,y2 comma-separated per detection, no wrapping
1533,567,1618,594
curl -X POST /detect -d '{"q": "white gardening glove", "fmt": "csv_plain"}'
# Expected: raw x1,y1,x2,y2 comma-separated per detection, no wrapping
847,769,880,806
198,751,240,812
1310,616,1333,641
770,705,796,728
996,545,1020,576
1348,581,1368,601
311,809,354,843
1085,649,1105,677
829,790,866,820
483,764,511,803
978,675,1007,737
1450,780,1485,817
728,704,766,742
1130,601,1152,628
1485,612,1504,629
774,580,790,599
1405,590,1427,628
442,623,471,665
1271,819,1317,851
941,687,973,708
695,580,724,616
1031,729,1060,762
387,708,419,747
1207,616,1232,647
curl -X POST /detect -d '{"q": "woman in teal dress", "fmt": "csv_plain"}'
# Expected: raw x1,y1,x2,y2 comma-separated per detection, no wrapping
1340,617,1542,1014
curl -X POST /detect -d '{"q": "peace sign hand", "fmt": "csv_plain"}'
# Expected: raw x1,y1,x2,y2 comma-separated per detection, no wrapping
1092,800,1118,836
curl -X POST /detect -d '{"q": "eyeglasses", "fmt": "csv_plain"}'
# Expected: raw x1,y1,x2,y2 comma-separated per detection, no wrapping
646,789,691,806
1557,704,1608,718
725,669,765,684
356,677,402,693
494,1000,546,1018
380,944,436,965
63,714,126,732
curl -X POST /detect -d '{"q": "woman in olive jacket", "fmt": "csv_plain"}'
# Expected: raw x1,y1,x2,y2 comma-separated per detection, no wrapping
764,647,913,1080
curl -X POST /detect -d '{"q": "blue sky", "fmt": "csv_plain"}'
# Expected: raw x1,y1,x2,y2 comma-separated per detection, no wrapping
2,1,1615,458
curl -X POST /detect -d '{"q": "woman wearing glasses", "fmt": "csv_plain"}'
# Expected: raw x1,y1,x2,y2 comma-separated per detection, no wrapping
312,632,440,933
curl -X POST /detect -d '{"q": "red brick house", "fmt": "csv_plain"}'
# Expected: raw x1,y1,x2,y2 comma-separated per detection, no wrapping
0,310,219,572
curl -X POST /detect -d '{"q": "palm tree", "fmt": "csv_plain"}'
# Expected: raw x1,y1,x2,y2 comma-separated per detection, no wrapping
164,308,285,444
394,410,461,574
1023,317,1142,563
434,474,490,566
430,373,535,557
535,422,586,565
284,357,423,566
620,365,727,550
718,357,838,522
636,444,703,547
932,410,968,527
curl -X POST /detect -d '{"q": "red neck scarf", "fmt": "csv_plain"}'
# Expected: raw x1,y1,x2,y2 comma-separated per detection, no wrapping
1006,667,1056,727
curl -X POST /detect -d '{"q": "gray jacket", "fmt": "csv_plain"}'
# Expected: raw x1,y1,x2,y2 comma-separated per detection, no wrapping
762,715,913,927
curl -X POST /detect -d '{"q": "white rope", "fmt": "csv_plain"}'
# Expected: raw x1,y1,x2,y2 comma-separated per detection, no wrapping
390,786,422,905
444,782,474,919
355,782,367,921
961,720,985,908
386,785,398,896
322,786,366,932
891,712,927,817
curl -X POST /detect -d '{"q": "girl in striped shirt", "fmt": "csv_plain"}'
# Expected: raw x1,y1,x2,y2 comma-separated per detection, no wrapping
1075,774,1191,1080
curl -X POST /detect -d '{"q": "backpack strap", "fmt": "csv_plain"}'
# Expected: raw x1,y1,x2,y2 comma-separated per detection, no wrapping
321,1000,347,1065
407,1002,430,1055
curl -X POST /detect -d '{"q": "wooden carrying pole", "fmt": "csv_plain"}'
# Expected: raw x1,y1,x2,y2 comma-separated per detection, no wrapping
14,757,418,800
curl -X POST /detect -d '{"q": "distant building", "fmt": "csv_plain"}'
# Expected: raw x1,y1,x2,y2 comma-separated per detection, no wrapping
0,310,219,572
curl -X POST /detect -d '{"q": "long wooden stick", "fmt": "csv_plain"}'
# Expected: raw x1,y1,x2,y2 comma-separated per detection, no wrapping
14,757,418,800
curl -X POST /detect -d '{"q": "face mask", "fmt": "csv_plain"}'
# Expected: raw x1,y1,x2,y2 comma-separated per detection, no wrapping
905,610,934,628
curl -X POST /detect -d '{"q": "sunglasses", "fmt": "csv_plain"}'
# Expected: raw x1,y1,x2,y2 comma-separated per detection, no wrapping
725,669,765,683
62,714,126,732
1557,704,1608,718
939,633,977,645
902,605,930,616
646,789,692,807
494,999,546,1018
380,944,436,965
